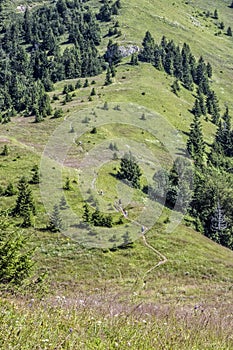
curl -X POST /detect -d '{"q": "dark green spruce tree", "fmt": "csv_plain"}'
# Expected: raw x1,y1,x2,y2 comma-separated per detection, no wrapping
208,107,233,166
227,26,232,36
30,167,40,184
13,177,36,218
105,67,112,86
117,152,142,189
0,218,34,284
187,115,205,166
192,98,202,118
139,31,155,63
206,90,220,124
222,106,232,156
48,204,63,232
82,202,91,223
59,196,68,210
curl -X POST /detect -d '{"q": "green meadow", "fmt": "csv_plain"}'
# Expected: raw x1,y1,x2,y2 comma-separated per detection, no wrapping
0,0,233,348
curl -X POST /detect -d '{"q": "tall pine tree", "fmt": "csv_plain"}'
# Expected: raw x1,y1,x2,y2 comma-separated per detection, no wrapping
13,177,36,217
117,152,142,189
187,115,205,166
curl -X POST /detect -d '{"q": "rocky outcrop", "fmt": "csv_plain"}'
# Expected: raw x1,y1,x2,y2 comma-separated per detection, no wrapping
118,45,140,57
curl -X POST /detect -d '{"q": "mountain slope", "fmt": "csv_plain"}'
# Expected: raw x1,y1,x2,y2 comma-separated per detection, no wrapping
0,0,233,348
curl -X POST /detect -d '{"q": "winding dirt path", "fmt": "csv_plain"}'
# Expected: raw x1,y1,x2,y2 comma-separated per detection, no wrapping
141,234,168,288
114,202,168,290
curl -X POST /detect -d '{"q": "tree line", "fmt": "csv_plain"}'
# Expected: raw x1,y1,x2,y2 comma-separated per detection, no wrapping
0,0,113,121
139,32,224,124
137,31,232,248
186,105,233,248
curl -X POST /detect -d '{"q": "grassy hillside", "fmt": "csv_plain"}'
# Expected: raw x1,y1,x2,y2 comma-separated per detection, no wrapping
118,0,233,105
0,0,233,348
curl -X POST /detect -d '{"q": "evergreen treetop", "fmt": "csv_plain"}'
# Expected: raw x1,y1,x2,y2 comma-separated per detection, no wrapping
48,204,63,232
13,177,36,217
117,152,142,189
187,115,205,166
0,217,34,284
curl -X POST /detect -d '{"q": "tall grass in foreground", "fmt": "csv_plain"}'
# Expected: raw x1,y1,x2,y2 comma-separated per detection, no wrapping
0,297,232,349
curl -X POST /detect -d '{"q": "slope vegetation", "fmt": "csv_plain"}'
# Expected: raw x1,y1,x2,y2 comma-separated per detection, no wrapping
0,0,233,349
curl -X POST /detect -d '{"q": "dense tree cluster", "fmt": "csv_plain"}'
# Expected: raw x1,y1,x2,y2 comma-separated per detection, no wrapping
82,203,113,228
152,157,193,212
139,32,225,124
209,107,233,164
117,152,142,189
186,106,233,248
138,31,233,248
97,0,121,22
139,32,211,92
0,0,105,120
104,40,122,66
190,168,233,249
187,106,233,170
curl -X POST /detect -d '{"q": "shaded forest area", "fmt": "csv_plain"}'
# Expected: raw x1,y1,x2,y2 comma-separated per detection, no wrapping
138,31,233,248
0,0,121,121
